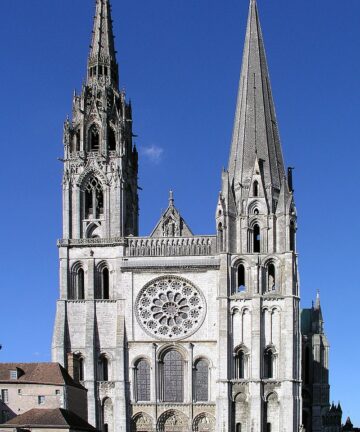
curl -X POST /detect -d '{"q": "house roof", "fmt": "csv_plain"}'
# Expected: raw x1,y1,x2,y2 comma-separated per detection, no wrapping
0,363,84,390
1,408,97,431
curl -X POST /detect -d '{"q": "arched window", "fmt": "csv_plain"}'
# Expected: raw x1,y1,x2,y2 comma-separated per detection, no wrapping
89,125,100,151
108,127,116,151
84,177,104,220
194,359,209,402
161,350,184,402
77,268,85,299
267,264,276,292
234,350,245,379
264,349,274,379
253,224,260,253
253,181,259,197
290,220,296,252
99,356,109,381
236,424,242,432
102,267,109,299
135,360,150,402
102,398,113,432
237,264,246,293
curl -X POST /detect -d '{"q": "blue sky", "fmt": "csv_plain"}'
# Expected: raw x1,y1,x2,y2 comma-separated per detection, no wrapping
0,0,359,423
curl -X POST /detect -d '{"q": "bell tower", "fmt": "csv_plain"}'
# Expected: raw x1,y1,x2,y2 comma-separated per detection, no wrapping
62,0,138,240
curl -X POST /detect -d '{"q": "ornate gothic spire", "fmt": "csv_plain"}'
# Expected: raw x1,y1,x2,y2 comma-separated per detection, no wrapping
87,0,119,87
228,0,285,193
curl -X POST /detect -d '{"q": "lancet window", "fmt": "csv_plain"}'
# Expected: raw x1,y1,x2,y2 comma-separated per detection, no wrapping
134,360,150,402
108,127,116,151
83,177,104,220
70,265,85,300
237,264,246,293
253,224,260,253
194,359,209,402
159,350,184,403
264,349,274,379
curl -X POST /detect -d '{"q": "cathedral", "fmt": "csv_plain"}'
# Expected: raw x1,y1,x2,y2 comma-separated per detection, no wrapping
51,0,348,431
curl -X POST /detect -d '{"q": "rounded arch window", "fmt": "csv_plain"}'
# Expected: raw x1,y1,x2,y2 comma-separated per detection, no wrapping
236,264,246,293
99,355,110,381
264,348,274,379
266,263,276,292
253,224,260,253
70,265,85,300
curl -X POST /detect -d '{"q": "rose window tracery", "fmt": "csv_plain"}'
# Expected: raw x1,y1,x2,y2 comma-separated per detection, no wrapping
136,276,206,340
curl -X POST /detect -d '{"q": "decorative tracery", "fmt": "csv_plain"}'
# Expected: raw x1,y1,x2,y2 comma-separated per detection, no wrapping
136,276,206,340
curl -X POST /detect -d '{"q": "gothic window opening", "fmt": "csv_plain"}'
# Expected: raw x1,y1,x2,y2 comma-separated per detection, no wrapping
264,349,274,379
237,265,246,293
108,127,116,151
290,220,296,252
77,268,85,299
84,177,103,220
234,351,245,379
253,224,260,253
102,267,109,299
99,356,109,381
194,359,209,402
253,181,259,197
236,424,242,432
89,125,100,151
135,360,150,402
161,350,184,403
267,264,276,292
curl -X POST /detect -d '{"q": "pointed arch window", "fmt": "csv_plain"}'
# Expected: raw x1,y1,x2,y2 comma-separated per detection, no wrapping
264,349,274,379
108,127,116,151
253,224,260,253
89,125,100,151
78,357,84,381
237,264,246,293
194,359,209,402
134,359,150,402
84,177,103,220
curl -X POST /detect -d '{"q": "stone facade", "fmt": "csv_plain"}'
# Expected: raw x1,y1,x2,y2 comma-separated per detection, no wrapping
52,0,303,431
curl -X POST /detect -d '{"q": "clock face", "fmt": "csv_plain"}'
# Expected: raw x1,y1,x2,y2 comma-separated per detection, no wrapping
135,276,206,341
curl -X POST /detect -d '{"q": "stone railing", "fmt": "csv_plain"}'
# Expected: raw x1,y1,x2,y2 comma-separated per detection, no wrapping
58,235,218,256
58,237,125,247
126,236,217,257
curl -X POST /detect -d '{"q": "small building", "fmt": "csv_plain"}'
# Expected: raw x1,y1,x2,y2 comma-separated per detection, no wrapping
0,363,87,423
0,408,98,432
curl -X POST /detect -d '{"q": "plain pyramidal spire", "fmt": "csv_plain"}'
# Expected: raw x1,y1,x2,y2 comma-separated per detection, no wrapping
228,0,285,193
87,0,119,86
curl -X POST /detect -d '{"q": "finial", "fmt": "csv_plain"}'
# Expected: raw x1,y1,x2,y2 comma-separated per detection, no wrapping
169,190,174,206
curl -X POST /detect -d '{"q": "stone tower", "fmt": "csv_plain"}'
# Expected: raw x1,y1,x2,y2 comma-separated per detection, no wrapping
216,0,301,430
52,0,302,431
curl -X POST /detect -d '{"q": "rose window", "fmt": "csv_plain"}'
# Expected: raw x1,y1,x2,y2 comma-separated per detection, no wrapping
136,276,206,340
